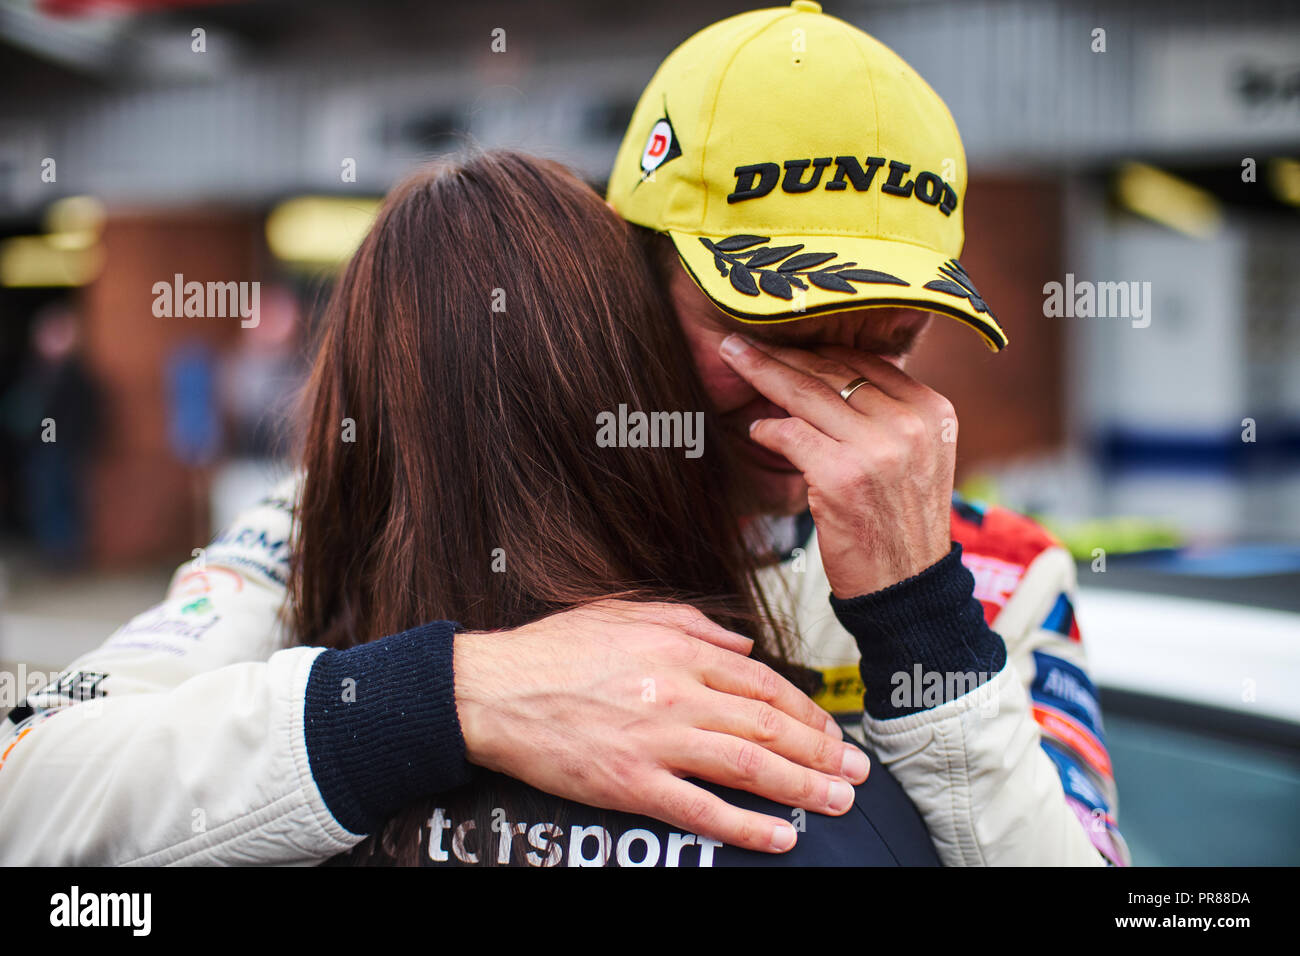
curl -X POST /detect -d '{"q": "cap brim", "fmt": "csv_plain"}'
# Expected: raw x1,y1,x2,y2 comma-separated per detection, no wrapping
671,230,1008,352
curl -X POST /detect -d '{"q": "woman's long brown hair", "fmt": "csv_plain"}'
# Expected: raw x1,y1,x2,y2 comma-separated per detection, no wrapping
290,150,797,865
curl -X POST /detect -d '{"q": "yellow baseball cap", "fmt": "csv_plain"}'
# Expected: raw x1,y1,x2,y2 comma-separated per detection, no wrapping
607,1,1008,352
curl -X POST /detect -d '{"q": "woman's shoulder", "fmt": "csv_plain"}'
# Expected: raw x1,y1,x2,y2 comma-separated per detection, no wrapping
420,742,939,868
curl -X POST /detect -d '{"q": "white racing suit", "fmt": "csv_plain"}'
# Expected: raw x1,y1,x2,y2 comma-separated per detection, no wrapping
0,478,1128,866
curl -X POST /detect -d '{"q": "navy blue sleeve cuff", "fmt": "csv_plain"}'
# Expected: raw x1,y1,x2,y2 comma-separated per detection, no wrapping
829,543,1007,720
303,621,473,836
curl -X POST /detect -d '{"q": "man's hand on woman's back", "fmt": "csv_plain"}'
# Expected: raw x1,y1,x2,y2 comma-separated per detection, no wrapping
453,599,868,853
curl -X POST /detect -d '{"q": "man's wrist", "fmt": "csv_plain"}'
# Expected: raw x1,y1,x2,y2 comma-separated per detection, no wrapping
831,537,953,601
451,629,510,772
829,542,1007,719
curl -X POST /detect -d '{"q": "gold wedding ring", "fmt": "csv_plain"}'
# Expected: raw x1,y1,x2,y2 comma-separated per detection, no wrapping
839,377,871,402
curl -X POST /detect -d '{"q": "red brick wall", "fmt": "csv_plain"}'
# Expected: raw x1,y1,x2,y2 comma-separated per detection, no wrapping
79,211,257,568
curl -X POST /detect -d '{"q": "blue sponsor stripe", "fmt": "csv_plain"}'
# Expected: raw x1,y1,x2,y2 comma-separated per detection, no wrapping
1031,650,1104,739
1041,740,1110,815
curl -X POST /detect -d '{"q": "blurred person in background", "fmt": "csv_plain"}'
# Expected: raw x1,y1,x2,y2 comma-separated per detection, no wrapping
165,340,221,548
0,304,101,568
218,285,306,462
0,3,1125,867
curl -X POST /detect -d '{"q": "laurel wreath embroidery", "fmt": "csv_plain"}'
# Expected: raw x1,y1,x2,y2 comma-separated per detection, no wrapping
699,235,909,301
923,259,990,315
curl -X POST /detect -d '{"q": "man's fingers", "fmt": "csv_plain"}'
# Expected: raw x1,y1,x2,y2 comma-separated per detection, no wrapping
676,611,755,657
698,646,840,739
742,336,880,397
646,775,799,854
815,343,959,434
697,688,868,783
747,415,834,475
671,728,857,817
719,334,865,439
812,343,927,402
